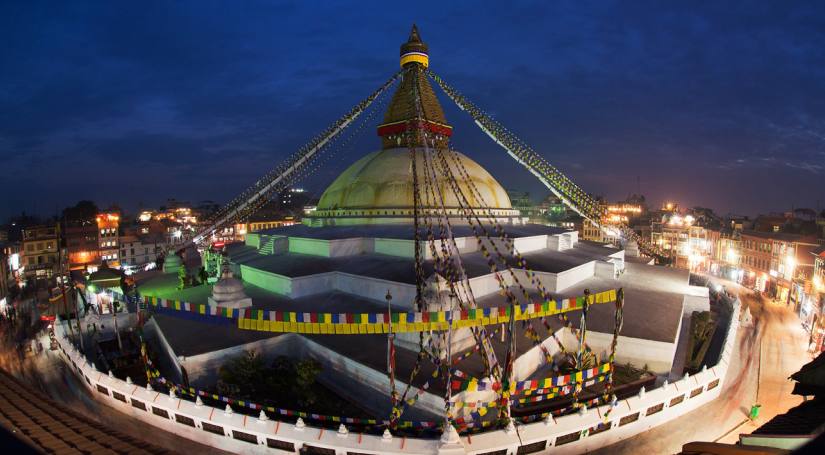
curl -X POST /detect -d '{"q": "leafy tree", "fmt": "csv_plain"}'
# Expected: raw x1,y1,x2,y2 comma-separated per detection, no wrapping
294,359,322,406
218,350,267,398
215,353,323,407
177,266,186,290
62,200,99,222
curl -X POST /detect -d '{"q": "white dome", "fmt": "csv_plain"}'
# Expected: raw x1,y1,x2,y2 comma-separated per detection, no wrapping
211,270,248,303
311,148,520,225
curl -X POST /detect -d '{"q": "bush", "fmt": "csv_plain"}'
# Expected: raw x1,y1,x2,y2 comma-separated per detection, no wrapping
217,352,322,407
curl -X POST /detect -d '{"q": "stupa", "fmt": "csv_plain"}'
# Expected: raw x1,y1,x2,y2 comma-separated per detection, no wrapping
207,264,252,309
162,252,183,273
306,25,523,227
137,25,709,424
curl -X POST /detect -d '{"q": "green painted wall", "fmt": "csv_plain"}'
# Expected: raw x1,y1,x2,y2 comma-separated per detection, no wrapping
374,238,415,258
246,233,261,249
240,264,291,295
288,238,331,257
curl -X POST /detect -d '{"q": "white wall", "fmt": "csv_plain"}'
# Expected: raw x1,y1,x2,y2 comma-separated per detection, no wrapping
594,261,618,280
562,329,679,375
556,261,597,291
512,332,562,381
54,297,742,455
682,286,710,315
144,318,183,383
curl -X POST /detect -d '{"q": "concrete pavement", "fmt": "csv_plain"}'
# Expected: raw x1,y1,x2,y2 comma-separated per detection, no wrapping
716,295,808,444
592,280,810,454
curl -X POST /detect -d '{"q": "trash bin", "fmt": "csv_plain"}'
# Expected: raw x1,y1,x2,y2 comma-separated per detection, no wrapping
749,404,761,420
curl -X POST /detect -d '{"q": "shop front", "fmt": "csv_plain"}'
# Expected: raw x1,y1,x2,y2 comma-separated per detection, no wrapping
812,311,825,354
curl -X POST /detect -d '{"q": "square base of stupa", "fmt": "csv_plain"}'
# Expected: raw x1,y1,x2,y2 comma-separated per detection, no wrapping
207,297,252,309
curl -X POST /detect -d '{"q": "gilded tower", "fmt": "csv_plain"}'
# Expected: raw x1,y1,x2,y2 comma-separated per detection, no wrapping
376,25,453,150
310,25,520,226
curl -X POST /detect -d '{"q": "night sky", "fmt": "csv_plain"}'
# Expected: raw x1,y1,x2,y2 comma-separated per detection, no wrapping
2,1,824,220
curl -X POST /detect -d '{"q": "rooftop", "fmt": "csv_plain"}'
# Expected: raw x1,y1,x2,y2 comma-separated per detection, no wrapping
741,229,819,244
751,398,825,436
256,223,567,240
225,238,617,284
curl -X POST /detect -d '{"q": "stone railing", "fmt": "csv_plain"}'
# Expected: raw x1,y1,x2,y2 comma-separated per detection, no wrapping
54,298,741,455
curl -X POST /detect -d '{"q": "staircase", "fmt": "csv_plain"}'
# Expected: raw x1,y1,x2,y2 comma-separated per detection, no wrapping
258,235,278,255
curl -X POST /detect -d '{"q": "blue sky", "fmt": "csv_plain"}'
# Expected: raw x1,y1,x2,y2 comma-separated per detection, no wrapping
1,0,824,219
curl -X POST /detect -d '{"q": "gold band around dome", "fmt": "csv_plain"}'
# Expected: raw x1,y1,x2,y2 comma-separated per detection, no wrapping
400,52,429,68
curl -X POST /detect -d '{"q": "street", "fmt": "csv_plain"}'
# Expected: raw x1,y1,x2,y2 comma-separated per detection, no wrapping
0,305,229,455
593,279,811,454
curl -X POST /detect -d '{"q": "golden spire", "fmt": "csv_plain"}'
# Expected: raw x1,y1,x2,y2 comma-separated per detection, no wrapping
377,25,452,150
400,24,429,68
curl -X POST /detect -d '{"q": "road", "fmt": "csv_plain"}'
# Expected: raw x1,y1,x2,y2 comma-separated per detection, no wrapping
0,307,229,455
593,279,811,454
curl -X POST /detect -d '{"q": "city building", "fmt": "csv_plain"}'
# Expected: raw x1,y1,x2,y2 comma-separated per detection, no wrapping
62,201,102,271
119,235,164,270
64,218,101,271
230,216,298,242
97,213,120,266
740,230,819,319
21,224,61,286
0,243,9,307
537,195,568,218
579,200,646,246
2,242,23,291
651,213,719,272
809,246,825,353
712,228,742,282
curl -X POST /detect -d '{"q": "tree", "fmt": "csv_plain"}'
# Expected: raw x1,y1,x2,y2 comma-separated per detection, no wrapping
685,311,717,372
177,266,186,290
62,200,99,222
218,350,266,398
294,359,322,407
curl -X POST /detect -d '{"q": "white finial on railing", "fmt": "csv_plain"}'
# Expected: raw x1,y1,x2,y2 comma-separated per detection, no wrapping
195,396,203,406
295,417,306,431
337,423,348,438
169,388,177,400
683,372,690,381
126,376,132,385
258,410,268,422
440,423,460,444
638,386,646,398
108,370,114,378
662,380,669,391
543,413,553,426
579,405,588,416
382,428,393,442
505,420,517,433
702,365,708,372
146,383,154,392
224,404,232,415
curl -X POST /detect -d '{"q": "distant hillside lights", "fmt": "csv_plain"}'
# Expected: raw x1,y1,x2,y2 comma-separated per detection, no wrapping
138,208,197,225
606,203,642,215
